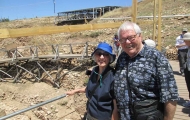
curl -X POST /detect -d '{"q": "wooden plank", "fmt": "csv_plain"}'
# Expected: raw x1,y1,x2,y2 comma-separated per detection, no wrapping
169,60,190,120
0,20,158,39
0,54,91,63
0,22,123,39
0,29,10,38
136,20,158,25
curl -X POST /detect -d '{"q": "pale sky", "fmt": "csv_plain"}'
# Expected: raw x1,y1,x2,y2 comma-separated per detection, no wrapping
0,0,133,20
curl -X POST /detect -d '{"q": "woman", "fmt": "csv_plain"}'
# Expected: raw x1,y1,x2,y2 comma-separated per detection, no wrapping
182,32,190,107
66,42,118,120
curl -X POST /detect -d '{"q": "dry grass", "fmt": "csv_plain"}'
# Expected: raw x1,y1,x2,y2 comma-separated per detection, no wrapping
0,17,56,29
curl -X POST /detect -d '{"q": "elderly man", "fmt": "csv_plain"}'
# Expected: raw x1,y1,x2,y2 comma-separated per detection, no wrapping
175,28,188,75
182,32,190,107
114,21,179,120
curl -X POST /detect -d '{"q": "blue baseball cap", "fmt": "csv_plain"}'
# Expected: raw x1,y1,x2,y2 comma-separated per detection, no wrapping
91,42,116,63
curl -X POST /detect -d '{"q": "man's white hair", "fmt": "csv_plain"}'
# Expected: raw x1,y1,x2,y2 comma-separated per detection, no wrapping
117,21,142,39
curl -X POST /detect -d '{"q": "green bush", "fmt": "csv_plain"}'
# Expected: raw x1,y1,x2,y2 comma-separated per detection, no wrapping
0,18,10,22
69,33,77,38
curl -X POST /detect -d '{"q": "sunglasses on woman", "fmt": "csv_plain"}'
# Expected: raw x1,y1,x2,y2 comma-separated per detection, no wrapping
95,51,109,57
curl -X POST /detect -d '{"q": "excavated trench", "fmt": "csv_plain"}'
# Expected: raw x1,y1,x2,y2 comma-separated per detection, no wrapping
0,42,97,120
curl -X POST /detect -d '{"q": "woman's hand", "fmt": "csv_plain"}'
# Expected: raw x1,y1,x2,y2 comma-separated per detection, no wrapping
65,90,77,95
65,87,86,96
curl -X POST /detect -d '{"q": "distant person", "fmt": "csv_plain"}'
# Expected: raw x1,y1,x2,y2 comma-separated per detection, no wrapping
113,34,120,56
182,32,190,107
175,28,188,75
66,42,118,120
143,39,156,48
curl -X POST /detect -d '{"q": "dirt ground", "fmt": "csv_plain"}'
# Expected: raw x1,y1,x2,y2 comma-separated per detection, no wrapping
0,64,90,120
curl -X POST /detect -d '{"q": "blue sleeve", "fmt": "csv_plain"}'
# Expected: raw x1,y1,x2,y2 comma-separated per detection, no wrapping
156,52,179,103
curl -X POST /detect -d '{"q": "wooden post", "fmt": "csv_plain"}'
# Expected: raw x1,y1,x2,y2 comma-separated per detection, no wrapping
152,0,157,41
100,8,102,16
132,0,137,23
69,44,73,54
85,42,88,57
157,0,162,51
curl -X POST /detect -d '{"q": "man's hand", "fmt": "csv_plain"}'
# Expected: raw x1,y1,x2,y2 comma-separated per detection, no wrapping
176,43,186,48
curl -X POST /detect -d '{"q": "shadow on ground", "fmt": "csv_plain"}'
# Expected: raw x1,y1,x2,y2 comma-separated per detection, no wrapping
182,108,190,117
177,97,190,117
178,97,189,106
173,70,184,76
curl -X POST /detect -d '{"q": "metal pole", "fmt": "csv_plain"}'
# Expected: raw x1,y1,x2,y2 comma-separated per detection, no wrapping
15,64,40,81
0,70,13,78
53,0,55,15
53,0,56,24
99,14,190,20
36,62,54,80
0,94,66,120
157,0,162,51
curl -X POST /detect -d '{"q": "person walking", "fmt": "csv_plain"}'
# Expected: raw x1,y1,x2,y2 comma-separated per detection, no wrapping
113,34,120,56
175,28,188,75
114,21,179,120
66,42,118,120
182,32,190,107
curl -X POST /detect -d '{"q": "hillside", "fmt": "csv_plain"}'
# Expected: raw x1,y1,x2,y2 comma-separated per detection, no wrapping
0,0,190,50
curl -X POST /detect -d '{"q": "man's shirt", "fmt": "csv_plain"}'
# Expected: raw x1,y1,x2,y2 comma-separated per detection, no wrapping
114,45,179,120
175,35,188,50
